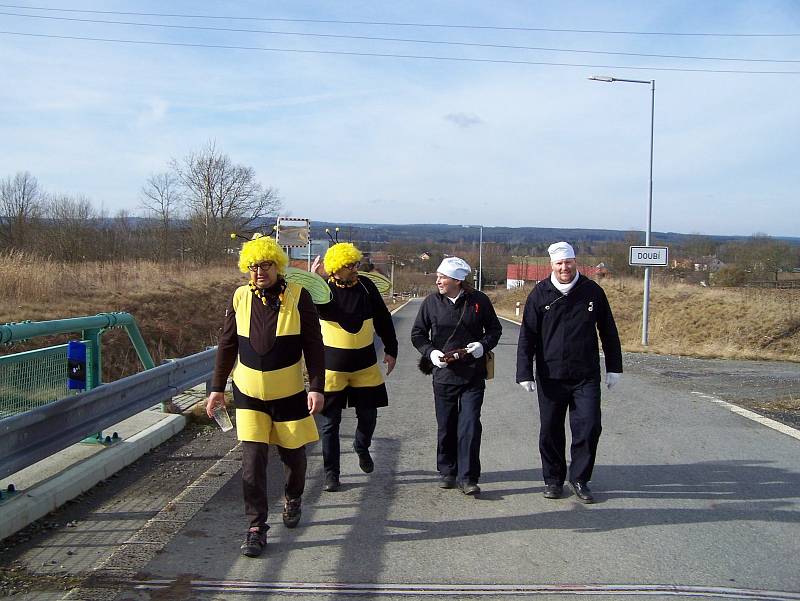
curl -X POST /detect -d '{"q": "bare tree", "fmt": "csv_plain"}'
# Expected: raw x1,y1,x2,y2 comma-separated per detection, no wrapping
140,172,180,261
42,193,97,260
0,171,43,251
170,140,281,262
682,234,718,260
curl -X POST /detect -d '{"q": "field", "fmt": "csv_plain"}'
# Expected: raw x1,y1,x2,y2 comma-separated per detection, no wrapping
2,255,799,387
490,277,800,362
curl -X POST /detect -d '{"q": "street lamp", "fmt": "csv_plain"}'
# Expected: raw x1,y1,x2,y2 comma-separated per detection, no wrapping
462,224,484,291
478,225,483,291
589,75,655,346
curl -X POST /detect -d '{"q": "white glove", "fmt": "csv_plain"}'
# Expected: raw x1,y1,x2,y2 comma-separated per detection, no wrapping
430,350,447,368
606,372,621,390
519,381,536,393
465,341,484,359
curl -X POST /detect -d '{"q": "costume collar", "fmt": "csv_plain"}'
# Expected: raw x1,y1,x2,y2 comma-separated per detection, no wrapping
329,275,359,288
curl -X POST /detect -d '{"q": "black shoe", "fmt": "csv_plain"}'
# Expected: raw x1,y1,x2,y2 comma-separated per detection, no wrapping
543,484,563,499
439,474,456,489
569,481,595,503
356,450,374,474
324,473,340,492
459,481,481,496
282,497,301,528
240,527,267,557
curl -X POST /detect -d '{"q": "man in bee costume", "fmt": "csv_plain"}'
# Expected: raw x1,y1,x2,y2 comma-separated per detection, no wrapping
313,240,398,492
206,234,325,558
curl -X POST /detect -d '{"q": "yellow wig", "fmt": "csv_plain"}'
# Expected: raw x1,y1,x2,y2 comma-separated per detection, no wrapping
323,242,363,274
238,234,289,275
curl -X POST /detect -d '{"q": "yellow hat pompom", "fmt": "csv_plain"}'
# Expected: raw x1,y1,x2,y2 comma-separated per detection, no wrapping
323,242,363,275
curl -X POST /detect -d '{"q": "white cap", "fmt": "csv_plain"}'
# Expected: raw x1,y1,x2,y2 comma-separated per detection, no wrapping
437,256,471,281
547,241,576,262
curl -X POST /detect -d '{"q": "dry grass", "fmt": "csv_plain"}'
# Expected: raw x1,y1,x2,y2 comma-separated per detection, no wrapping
0,255,244,380
490,277,800,363
0,251,237,304
753,396,800,412
3,258,800,374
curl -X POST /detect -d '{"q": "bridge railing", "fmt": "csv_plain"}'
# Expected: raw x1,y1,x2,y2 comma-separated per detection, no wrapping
0,347,215,482
0,312,156,418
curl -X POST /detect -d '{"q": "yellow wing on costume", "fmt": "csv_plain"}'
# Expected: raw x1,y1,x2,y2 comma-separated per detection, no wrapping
359,271,392,294
284,267,332,304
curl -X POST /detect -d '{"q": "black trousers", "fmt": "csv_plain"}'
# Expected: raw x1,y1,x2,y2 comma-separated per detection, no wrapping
241,441,306,529
433,379,485,484
537,376,602,485
317,402,378,477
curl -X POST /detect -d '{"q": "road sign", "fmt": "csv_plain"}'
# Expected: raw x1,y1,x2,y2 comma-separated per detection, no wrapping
629,246,669,266
276,217,310,247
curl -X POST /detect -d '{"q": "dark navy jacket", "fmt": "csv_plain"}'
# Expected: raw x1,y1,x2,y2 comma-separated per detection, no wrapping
516,274,622,382
411,288,502,385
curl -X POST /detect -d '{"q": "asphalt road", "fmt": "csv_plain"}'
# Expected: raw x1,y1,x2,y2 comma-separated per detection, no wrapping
3,299,800,601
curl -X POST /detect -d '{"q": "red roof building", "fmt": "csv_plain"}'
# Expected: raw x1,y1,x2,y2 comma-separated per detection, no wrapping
507,262,603,286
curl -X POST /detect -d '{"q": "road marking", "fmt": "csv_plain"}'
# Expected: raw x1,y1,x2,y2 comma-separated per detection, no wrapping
691,392,800,442
129,579,800,599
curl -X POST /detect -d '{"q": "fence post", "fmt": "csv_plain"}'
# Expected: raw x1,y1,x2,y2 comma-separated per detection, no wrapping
82,327,103,389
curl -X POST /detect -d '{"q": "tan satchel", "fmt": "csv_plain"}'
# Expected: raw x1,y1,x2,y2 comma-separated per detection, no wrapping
484,350,495,380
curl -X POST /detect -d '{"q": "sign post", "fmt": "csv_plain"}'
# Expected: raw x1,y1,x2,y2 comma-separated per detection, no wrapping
629,246,669,345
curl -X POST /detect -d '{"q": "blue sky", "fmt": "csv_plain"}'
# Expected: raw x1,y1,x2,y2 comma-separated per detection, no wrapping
1,1,799,237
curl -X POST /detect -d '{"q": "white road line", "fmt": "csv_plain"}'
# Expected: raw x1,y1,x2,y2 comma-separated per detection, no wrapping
501,312,798,443
691,392,800,442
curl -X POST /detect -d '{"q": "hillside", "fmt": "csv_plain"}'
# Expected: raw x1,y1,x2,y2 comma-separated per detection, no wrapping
308,222,800,247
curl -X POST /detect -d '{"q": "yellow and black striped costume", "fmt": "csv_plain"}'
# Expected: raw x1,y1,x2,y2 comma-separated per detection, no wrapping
318,276,397,409
231,282,319,448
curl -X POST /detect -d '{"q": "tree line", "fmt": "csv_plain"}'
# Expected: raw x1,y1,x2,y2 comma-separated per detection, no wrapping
2,142,797,287
0,141,280,262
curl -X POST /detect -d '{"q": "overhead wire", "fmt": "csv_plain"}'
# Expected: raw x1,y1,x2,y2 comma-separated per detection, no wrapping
1,3,799,37
1,10,798,64
2,30,799,74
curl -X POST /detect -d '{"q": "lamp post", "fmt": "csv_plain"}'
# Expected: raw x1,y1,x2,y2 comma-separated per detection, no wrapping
589,75,655,346
389,255,395,299
478,225,483,291
461,224,484,291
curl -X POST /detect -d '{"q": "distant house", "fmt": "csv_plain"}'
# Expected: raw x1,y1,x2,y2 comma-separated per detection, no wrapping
694,256,725,272
506,262,603,289
367,251,390,265
671,258,694,270
419,251,431,260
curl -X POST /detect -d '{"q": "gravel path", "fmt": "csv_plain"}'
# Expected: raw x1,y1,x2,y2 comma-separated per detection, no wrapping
623,352,800,429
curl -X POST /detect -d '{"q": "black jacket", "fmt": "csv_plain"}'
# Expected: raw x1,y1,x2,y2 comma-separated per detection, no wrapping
411,288,502,385
516,274,622,382
317,275,399,358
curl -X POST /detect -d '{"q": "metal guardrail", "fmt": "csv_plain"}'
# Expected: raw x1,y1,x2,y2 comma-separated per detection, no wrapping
1,312,156,411
0,348,216,482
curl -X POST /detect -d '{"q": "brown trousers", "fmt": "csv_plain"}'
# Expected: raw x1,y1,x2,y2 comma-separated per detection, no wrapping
241,441,306,529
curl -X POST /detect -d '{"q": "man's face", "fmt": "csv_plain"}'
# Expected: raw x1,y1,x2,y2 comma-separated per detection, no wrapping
436,273,461,296
333,261,359,283
551,258,577,284
249,261,278,289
